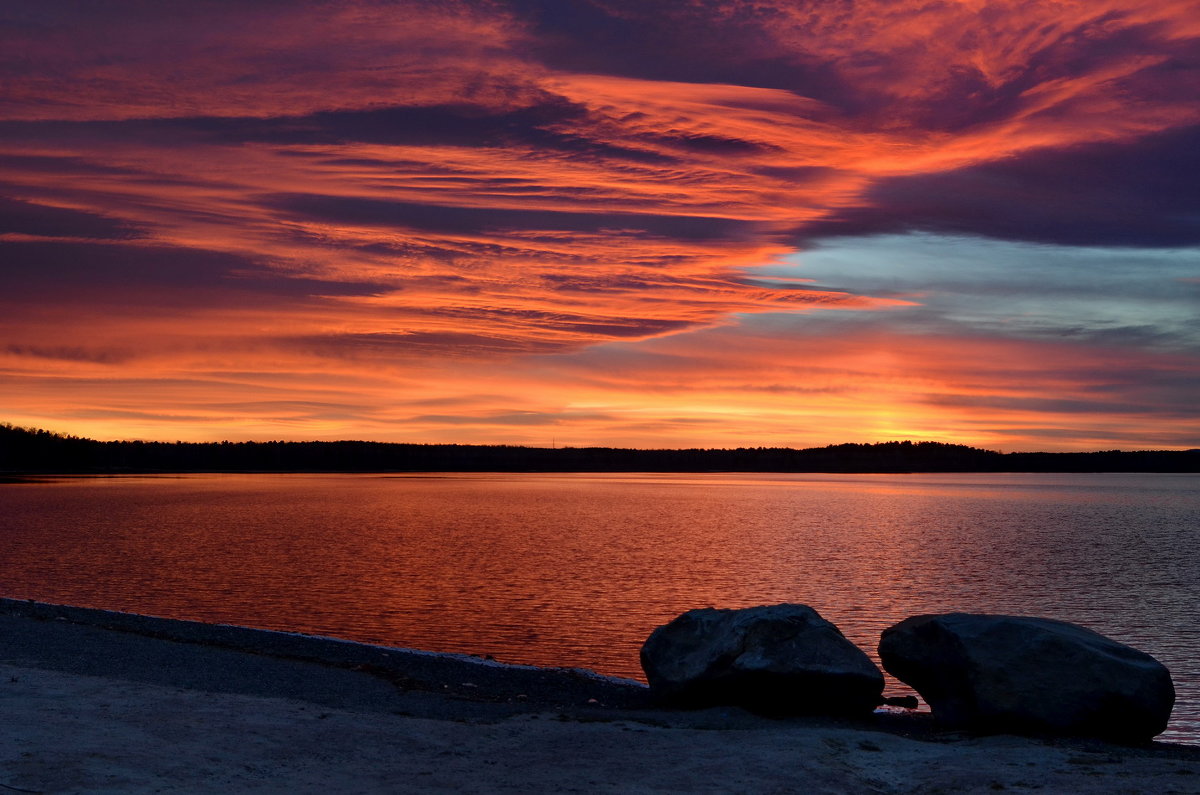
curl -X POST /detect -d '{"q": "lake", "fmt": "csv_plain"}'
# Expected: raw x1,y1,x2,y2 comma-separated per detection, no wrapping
1,471,1196,743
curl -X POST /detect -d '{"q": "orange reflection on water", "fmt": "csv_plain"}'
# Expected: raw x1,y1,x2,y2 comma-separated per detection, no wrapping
2,472,1197,741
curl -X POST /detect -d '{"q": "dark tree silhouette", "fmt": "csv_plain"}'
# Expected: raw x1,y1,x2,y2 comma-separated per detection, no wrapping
1,423,1196,474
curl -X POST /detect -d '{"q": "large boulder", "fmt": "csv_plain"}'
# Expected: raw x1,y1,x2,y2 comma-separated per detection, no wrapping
878,613,1175,741
640,604,884,715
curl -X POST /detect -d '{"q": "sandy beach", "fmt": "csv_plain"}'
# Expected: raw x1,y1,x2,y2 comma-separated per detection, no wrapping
2,599,1198,794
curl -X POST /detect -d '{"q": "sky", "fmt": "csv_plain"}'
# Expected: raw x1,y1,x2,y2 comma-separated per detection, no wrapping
1,0,1198,451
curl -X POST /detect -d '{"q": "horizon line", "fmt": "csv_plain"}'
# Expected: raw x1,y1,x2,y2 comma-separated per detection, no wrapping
5,423,1198,457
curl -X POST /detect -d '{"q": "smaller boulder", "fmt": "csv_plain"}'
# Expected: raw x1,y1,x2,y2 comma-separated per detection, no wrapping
878,613,1175,741
640,604,884,715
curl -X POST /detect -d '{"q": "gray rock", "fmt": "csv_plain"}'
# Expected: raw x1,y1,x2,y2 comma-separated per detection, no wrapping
640,604,884,714
878,613,1175,741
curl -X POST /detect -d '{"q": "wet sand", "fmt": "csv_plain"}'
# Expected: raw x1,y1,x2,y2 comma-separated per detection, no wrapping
2,598,1198,793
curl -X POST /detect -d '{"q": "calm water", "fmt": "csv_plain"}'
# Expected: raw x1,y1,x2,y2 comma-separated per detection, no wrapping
1,472,1196,743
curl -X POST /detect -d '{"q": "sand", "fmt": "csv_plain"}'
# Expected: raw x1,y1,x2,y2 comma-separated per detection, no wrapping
2,599,1198,794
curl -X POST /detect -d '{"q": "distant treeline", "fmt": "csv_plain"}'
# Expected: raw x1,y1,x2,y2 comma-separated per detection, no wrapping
1,423,1197,474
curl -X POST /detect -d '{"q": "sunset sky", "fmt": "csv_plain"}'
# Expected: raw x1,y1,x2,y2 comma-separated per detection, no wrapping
2,0,1197,450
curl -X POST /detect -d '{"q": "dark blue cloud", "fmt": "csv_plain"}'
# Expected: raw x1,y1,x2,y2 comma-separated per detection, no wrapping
0,154,146,177
283,305,693,358
3,343,133,364
924,361,1200,424
287,331,566,357
510,0,851,100
0,240,388,304
268,193,753,242
0,100,677,165
506,0,1199,130
801,125,1200,248
408,305,693,339
635,131,775,154
0,196,139,239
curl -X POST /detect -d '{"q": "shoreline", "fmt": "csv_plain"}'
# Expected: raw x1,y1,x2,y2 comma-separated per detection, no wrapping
0,597,653,716
3,599,1199,793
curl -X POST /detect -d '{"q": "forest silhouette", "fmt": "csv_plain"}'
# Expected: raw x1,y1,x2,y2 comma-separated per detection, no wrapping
2,423,1196,474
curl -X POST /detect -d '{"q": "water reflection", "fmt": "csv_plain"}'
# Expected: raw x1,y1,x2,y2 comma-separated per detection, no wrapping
1,472,1196,743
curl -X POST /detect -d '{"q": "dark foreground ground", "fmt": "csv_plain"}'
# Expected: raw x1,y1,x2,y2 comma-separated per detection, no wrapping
1,598,1198,793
